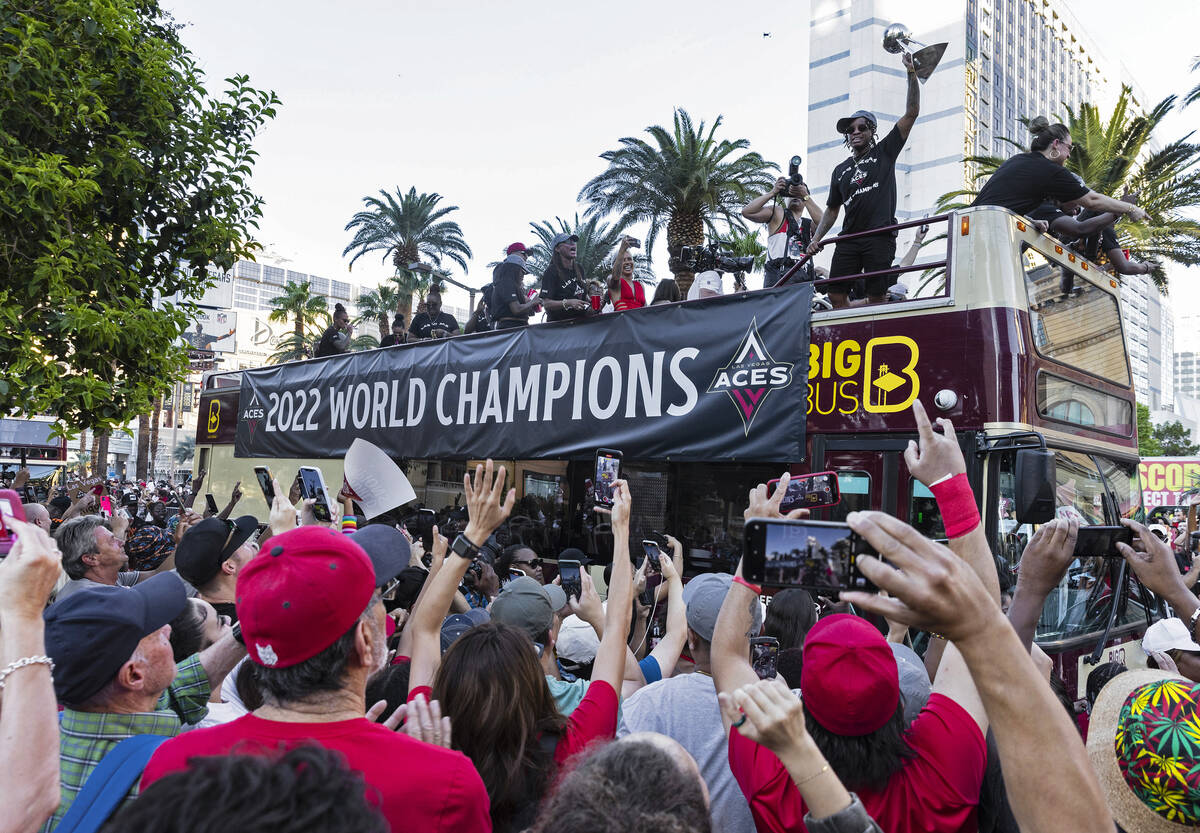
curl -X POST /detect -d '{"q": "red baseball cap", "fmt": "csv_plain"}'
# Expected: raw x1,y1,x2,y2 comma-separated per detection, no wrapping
506,242,529,255
236,526,376,669
800,614,899,736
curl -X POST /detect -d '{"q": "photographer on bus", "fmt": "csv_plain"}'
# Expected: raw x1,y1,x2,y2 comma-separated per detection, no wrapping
807,52,922,309
742,171,823,289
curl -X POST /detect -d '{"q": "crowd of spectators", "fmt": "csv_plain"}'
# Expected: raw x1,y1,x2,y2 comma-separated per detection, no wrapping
2,401,1198,832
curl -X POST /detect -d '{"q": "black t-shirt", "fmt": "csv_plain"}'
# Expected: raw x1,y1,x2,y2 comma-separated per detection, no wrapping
973,152,1089,216
491,261,530,324
410,311,459,339
380,333,404,347
314,326,349,357
827,124,907,234
541,263,589,322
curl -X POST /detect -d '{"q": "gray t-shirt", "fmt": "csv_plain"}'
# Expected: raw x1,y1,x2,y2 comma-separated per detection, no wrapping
55,573,139,601
617,672,756,833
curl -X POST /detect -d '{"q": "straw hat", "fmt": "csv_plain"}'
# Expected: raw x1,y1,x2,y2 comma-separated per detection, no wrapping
1086,669,1200,831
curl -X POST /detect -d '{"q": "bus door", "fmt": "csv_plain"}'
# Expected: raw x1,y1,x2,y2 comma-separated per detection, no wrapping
806,437,912,522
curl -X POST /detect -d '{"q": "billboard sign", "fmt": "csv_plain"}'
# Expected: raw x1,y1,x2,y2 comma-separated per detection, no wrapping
181,309,237,353
1139,457,1200,508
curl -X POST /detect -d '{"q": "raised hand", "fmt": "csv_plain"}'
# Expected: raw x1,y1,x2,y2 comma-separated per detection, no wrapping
462,460,514,547
744,473,810,523
1015,518,1078,596
268,479,297,535
718,678,809,754
1118,518,1190,603
903,399,966,487
0,518,62,618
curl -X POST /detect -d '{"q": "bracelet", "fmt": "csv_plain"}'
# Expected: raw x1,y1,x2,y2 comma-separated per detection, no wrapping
793,763,830,786
733,575,762,595
0,655,55,691
928,632,947,640
929,473,981,538
1189,606,1200,636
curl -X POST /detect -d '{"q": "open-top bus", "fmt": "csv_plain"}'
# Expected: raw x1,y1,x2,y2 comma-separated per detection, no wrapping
196,206,1151,702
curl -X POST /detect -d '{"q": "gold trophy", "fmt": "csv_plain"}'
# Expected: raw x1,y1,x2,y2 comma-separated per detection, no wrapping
882,23,948,83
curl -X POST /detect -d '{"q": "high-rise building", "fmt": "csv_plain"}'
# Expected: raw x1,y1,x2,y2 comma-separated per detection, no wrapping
1119,274,1173,408
1178,351,1200,400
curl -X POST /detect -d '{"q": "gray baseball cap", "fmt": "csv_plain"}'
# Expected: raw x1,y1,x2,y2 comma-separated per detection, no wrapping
890,642,932,727
682,573,763,643
490,575,568,640
548,233,579,252
836,109,877,134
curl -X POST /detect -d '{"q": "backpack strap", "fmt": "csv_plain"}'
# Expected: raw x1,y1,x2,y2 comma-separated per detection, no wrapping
53,734,170,833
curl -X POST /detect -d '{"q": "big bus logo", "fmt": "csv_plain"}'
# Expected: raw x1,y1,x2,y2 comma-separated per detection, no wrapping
708,319,795,435
206,400,221,436
808,336,920,415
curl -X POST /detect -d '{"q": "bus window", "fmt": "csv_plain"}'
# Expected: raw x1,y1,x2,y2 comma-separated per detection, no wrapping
1037,374,1132,437
829,472,871,522
1093,455,1143,523
1052,450,1107,525
908,480,945,539
1020,245,1131,386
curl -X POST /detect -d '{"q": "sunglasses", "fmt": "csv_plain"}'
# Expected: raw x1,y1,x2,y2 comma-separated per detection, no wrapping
382,576,401,601
515,558,543,569
845,124,873,135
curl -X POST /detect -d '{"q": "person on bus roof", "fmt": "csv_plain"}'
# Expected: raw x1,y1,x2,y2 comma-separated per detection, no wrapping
805,50,922,310
972,117,1148,228
742,171,823,289
314,303,353,357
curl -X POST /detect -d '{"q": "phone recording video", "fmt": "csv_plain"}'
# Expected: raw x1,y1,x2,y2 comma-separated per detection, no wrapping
0,489,28,558
641,540,662,571
751,636,780,680
254,466,275,505
558,559,582,602
593,448,622,507
767,472,841,512
1073,525,1134,558
205,493,219,515
743,518,877,596
298,466,333,523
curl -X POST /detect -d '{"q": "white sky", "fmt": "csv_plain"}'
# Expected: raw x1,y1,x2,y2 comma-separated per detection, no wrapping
163,0,1200,318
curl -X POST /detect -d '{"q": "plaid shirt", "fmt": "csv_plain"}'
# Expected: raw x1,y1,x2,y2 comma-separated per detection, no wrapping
43,654,211,832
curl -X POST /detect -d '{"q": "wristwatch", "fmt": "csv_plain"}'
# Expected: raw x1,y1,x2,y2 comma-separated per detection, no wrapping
451,533,482,560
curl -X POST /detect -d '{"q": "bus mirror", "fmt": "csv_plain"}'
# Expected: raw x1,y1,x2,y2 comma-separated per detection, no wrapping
1014,448,1056,524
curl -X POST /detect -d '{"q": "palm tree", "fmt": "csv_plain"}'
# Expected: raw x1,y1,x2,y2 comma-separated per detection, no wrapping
267,281,328,363
937,87,1200,290
725,228,769,273
1185,56,1199,108
172,436,195,467
579,109,776,293
355,284,404,338
343,187,472,322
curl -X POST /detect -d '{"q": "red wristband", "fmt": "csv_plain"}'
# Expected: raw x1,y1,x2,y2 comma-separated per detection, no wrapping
929,473,981,539
733,575,762,595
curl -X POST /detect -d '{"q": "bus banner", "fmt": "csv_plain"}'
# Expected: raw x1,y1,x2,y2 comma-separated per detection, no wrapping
1139,457,1200,508
233,285,811,462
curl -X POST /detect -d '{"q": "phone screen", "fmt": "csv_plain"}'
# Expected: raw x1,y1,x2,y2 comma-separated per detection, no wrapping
642,540,661,570
1073,525,1134,558
205,494,219,515
299,467,332,522
594,449,622,507
558,560,582,602
255,466,275,505
768,472,841,512
751,637,780,680
743,518,877,595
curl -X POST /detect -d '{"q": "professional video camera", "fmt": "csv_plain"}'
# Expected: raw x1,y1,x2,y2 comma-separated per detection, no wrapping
677,242,754,275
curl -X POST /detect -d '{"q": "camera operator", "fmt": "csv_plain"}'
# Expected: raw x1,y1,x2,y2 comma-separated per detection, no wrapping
538,235,596,322
491,242,543,329
807,52,921,309
742,173,823,289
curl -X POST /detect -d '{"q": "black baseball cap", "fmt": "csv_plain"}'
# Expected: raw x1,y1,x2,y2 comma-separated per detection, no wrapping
175,515,259,587
836,109,878,134
349,524,410,588
44,572,188,704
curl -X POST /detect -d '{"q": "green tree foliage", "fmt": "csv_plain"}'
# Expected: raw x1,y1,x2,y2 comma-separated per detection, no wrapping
1152,420,1200,456
938,88,1200,290
172,435,195,466
0,0,277,433
355,284,404,338
266,281,327,363
521,214,653,287
579,109,775,292
1138,403,1162,457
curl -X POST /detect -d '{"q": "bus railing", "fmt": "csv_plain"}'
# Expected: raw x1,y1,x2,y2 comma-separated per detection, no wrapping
773,212,953,297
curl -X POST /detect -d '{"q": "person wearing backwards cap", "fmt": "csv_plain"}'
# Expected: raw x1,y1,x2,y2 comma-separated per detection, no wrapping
806,50,921,309
491,241,543,329
141,525,491,833
40,571,246,831
174,514,260,623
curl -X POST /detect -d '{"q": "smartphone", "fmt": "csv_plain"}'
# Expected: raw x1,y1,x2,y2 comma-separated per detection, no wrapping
205,493,219,515
254,465,275,505
642,540,662,571
1073,525,1134,558
100,495,113,519
767,472,841,512
640,572,662,608
298,466,334,523
558,559,582,603
0,489,28,558
742,518,878,596
594,448,623,507
750,636,780,680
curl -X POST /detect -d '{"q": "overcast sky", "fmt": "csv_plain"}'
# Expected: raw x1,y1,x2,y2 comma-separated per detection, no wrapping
163,0,1200,316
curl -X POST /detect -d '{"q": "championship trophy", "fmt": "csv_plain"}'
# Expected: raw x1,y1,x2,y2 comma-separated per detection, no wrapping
882,23,948,83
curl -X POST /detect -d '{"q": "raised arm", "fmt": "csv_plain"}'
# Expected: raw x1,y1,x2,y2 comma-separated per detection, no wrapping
806,204,840,253
1069,190,1148,222
1006,518,1078,652
645,537,688,679
844,512,1112,833
896,52,920,139
896,223,928,269
610,237,634,284
408,461,513,692
742,179,787,224
592,481,635,695
217,481,242,520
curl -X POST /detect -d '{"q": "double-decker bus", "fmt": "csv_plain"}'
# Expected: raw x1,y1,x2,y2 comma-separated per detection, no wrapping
0,415,70,490
195,206,1150,702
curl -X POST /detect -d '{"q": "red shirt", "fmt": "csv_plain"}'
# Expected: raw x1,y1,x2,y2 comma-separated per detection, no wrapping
613,278,646,311
729,694,985,833
142,713,492,833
